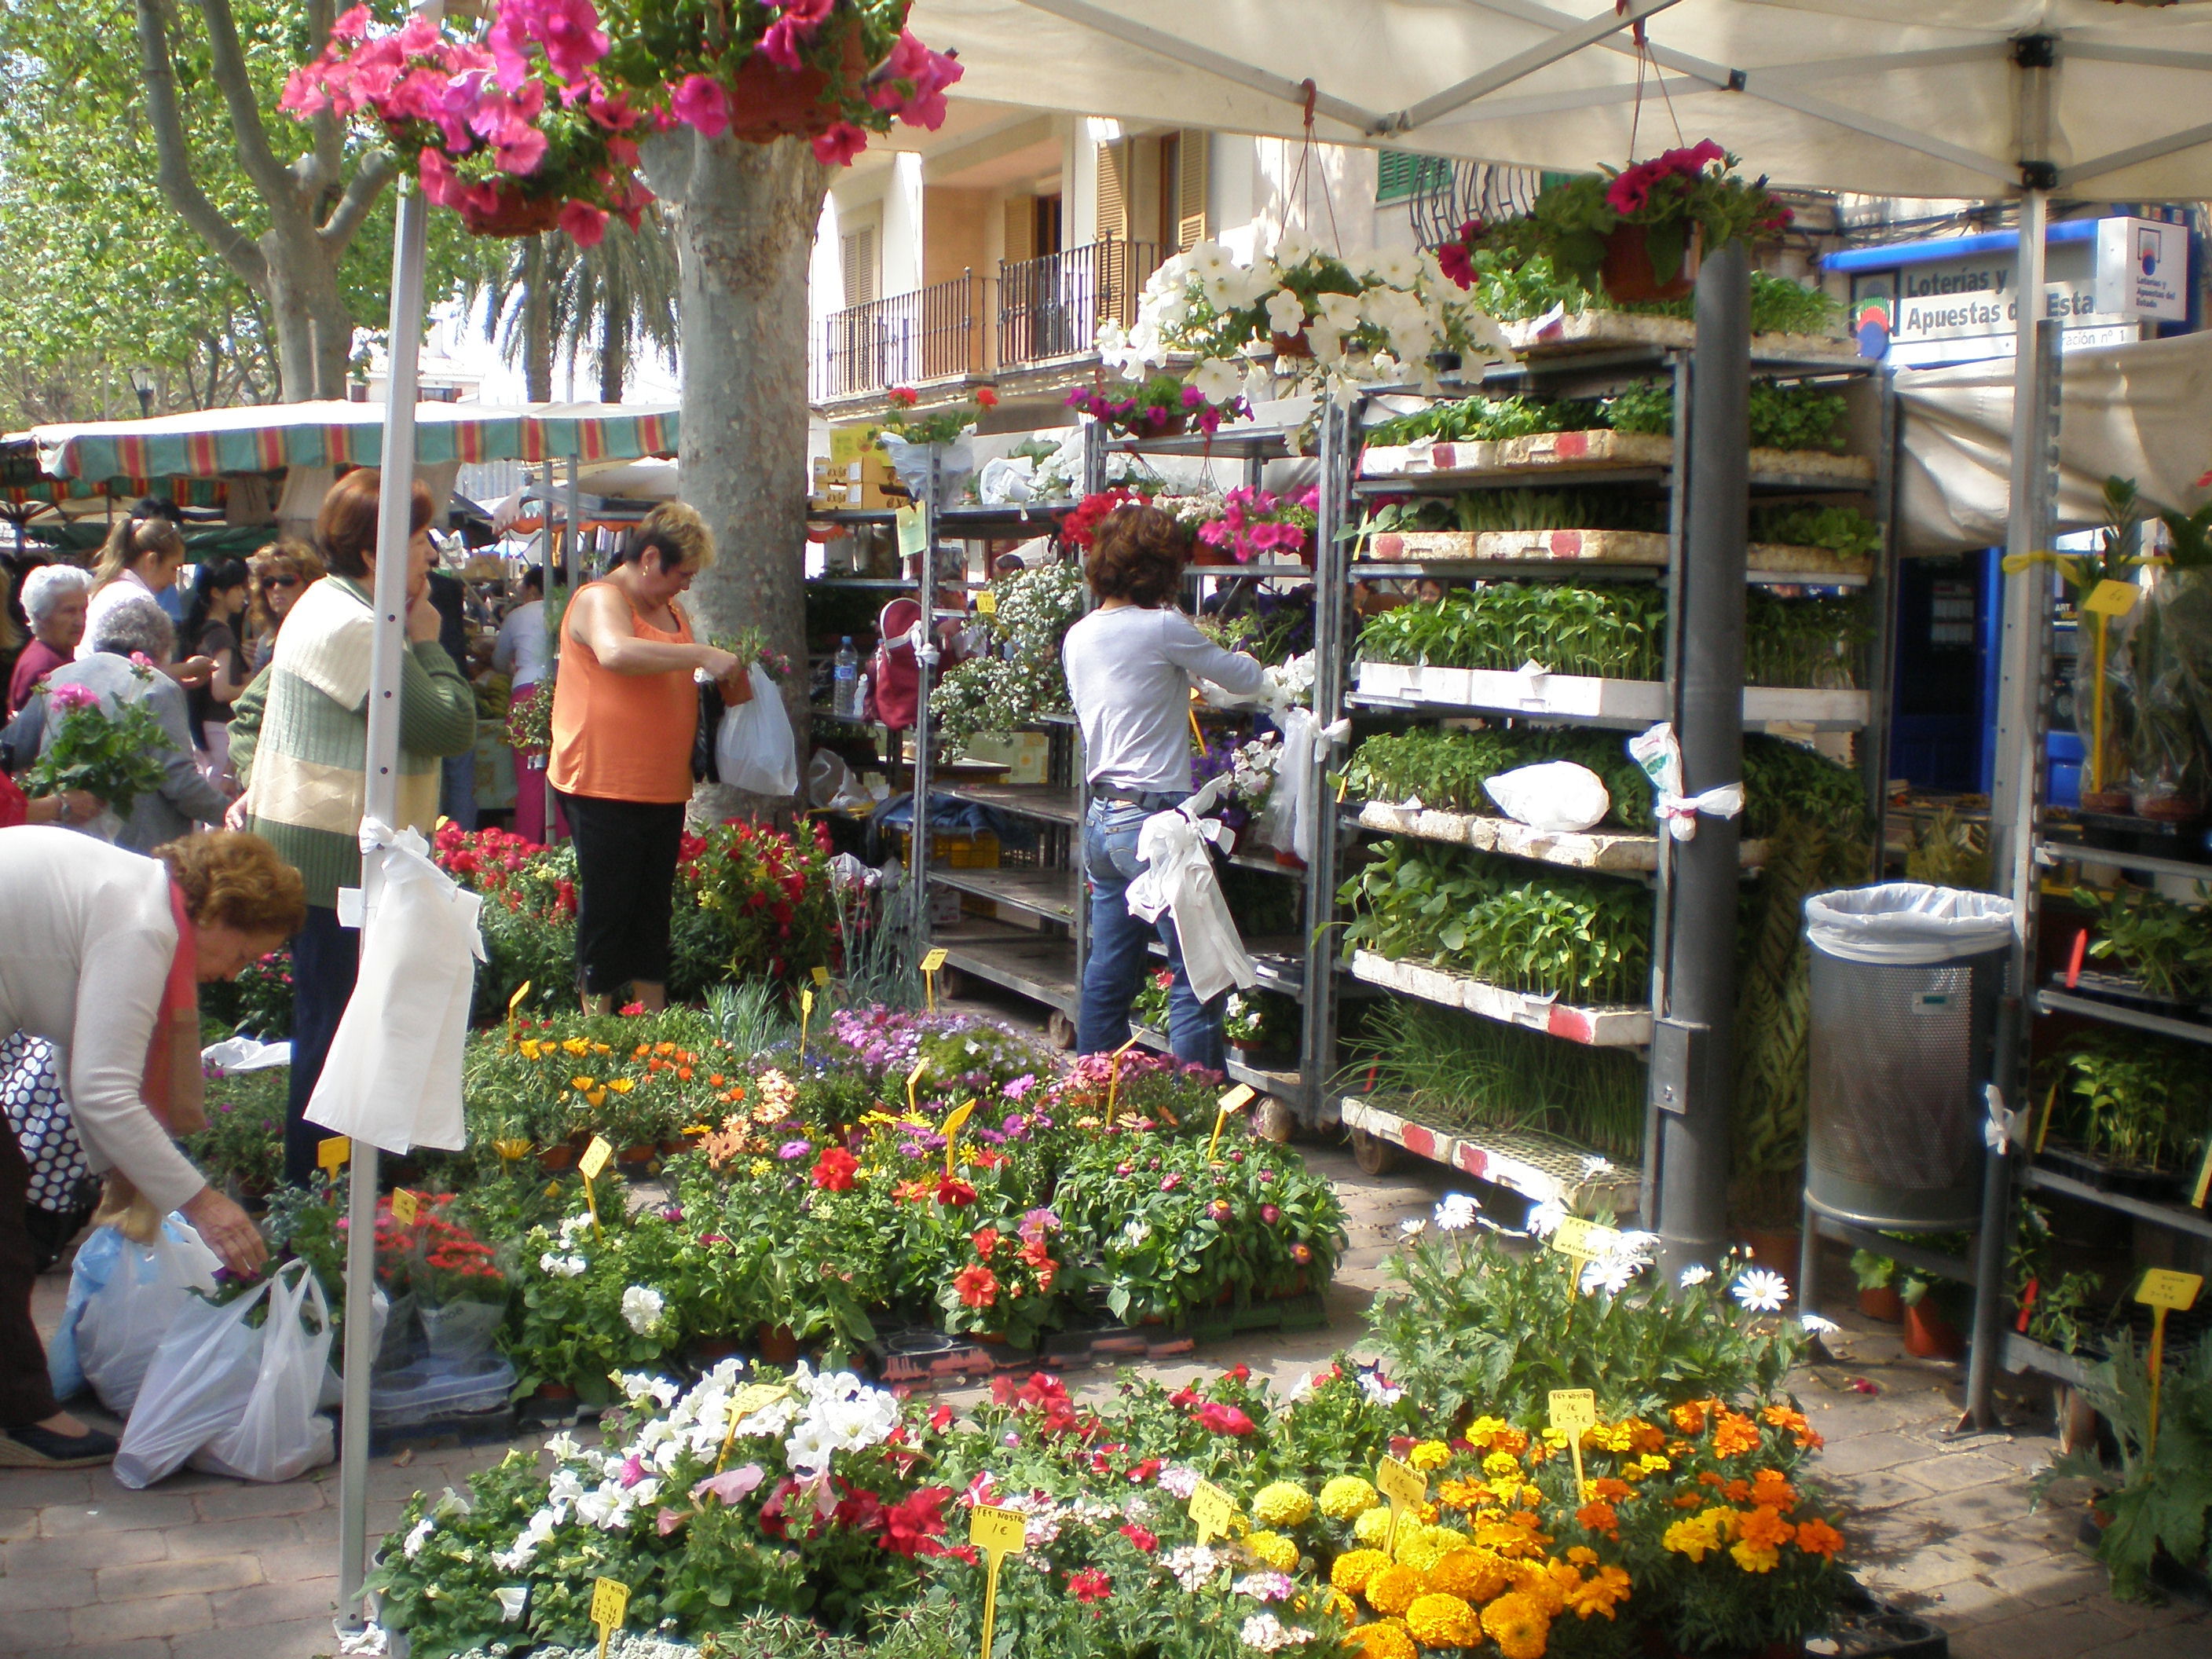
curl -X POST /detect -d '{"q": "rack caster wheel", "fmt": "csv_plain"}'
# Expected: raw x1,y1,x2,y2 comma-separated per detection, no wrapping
1253,1095,1295,1144
1350,1127,1400,1176
1045,1011,1076,1050
936,965,969,1001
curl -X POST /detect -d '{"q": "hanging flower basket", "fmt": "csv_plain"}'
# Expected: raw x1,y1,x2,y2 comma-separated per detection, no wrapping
1270,328,1315,360
456,188,568,240
727,17,870,143
1599,222,1701,303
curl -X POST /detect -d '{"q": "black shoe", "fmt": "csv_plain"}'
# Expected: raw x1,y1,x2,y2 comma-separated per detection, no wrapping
0,1423,119,1467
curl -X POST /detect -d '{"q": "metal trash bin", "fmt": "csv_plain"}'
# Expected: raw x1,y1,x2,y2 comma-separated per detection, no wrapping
1802,884,2016,1229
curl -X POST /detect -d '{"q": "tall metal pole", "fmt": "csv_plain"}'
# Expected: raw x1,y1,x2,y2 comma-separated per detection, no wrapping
1655,240,1749,1282
334,167,430,1626
908,457,940,939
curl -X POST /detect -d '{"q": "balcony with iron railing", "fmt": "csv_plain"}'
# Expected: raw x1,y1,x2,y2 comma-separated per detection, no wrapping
809,240,1171,405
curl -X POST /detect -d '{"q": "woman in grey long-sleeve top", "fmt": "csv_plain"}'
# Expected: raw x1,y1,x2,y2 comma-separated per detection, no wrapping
27,595,226,851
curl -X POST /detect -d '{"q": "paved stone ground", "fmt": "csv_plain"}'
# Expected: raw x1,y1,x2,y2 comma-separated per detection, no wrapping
6,1117,2206,1657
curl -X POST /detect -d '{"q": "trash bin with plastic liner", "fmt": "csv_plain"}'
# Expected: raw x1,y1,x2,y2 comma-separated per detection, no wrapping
1802,884,2016,1230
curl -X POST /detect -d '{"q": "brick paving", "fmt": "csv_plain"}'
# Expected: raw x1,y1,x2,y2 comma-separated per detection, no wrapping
5,1136,2206,1657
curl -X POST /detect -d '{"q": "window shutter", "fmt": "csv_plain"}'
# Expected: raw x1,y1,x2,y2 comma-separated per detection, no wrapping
1002,196,1036,264
840,226,877,308
1176,130,1209,250
1095,140,1128,242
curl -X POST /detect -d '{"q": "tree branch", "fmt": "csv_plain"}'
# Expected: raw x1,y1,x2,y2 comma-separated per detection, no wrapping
304,0,344,195
135,0,267,291
192,0,307,217
318,150,394,253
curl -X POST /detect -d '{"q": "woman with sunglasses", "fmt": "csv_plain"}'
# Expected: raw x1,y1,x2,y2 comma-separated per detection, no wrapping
245,540,326,674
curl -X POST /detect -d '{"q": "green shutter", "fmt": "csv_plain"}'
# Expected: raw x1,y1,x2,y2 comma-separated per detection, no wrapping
1376,152,1454,205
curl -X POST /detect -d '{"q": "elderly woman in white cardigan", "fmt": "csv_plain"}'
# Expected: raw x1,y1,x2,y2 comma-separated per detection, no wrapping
0,829,298,1467
22,595,226,851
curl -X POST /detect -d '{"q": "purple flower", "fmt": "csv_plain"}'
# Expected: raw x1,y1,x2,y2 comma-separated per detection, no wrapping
1261,1204,1280,1225
777,1140,811,1160
1003,1074,1036,1100
1160,1174,1183,1193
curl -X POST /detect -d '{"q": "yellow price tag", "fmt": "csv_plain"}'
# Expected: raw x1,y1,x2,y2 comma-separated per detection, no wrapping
1207,1083,1258,1162
1106,1035,1141,1125
579,1135,613,1181
921,947,949,974
1550,1387,1598,1493
508,980,533,1016
2085,578,2140,617
2193,1141,2212,1210
975,589,998,616
590,1576,628,1659
921,946,947,1012
390,1188,420,1226
2137,1269,2204,1312
1548,1216,1621,1262
969,1502,1027,1555
317,1137,350,1173
800,987,815,1051
715,1382,793,1468
969,1503,1027,1659
1376,1453,1425,1555
812,965,831,988
941,1098,977,1175
1188,1479,1239,1546
906,1057,929,1116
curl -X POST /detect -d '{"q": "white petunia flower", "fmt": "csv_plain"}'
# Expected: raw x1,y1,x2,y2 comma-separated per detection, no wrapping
401,1516,437,1560
1732,1267,1792,1312
1264,288,1308,336
1315,291,1363,331
494,1585,528,1622
1166,1542,1225,1591
540,1251,587,1278
621,1285,667,1335
1679,1264,1713,1287
1357,1368,1403,1406
1191,357,1245,405
1434,1193,1481,1232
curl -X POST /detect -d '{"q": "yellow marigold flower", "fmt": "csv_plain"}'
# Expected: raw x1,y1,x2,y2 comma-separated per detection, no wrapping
1425,1525,1467,1550
1408,1440,1452,1472
1564,1564,1632,1621
1395,1530,1446,1573
1730,1540,1781,1574
1518,1485,1544,1509
1254,1481,1315,1528
1247,1530,1300,1573
1662,1515,1722,1562
1507,1558,1565,1617
1353,1507,1395,1547
1467,1415,1507,1440
571,1075,595,1090
1427,1547,1510,1604
1404,1592,1480,1649
1481,1449,1522,1480
1348,1625,1416,1659
1635,1453,1671,1474
1321,1588,1360,1626
1320,1476,1380,1520
1363,1563,1425,1617
1331,1549,1391,1594
608,1078,635,1094
1480,1591,1551,1659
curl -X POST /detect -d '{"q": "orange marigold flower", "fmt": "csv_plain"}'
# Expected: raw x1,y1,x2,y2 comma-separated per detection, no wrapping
1723,1479,1754,1503
1348,1626,1416,1659
1738,1506,1795,1552
1480,1591,1551,1659
1627,1419,1667,1454
1565,1563,1633,1621
1404,1591,1481,1650
1437,1478,1492,1510
1506,1557,1565,1617
1426,1547,1509,1604
1750,1470,1798,1511
1672,1398,1717,1434
1593,1478,1632,1502
1364,1563,1424,1616
1794,1517,1845,1559
1576,1501,1619,1536
1711,1412,1761,1457
1565,1546,1597,1566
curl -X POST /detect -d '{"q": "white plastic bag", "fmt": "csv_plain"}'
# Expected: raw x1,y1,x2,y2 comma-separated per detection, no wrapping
64,1218,220,1415
194,1261,336,1484
115,1274,273,1488
1804,884,2017,967
1483,761,1612,833
716,665,799,796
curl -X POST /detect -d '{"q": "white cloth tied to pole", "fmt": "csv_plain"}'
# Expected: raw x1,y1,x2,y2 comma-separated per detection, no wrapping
1124,775,1257,1005
1628,721,1744,842
1253,707,1351,862
309,819,483,1154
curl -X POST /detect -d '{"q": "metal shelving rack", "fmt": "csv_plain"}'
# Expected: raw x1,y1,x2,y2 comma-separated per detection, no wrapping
1329,337,1892,1217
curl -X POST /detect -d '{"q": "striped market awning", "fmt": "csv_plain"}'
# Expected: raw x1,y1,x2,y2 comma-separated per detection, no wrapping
24,400,679,482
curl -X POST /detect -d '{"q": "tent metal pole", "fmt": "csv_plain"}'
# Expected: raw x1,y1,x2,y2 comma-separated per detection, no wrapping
1389,0,1677,134
335,165,430,1630
1655,240,1749,1284
566,453,581,590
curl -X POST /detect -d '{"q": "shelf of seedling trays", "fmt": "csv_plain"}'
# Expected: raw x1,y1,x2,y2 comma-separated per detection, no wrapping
1328,336,1884,1203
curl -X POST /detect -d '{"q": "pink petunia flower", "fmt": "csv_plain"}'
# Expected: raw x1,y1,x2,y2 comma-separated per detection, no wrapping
811,122,870,167
670,73,731,138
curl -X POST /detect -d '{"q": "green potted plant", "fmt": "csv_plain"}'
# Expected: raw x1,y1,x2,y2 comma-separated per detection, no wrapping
1849,1249,1903,1324
1898,1262,1971,1362
2045,1032,2210,1199
2074,881,2212,1013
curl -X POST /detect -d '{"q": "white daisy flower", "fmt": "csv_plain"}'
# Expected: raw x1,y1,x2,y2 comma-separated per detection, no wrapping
1525,1198,1569,1237
1732,1268,1792,1313
1434,1192,1481,1232
1679,1264,1713,1287
1801,1313,1840,1335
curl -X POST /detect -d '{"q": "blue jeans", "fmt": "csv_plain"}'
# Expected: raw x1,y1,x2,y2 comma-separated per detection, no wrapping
1079,797,1225,1072
440,748,478,831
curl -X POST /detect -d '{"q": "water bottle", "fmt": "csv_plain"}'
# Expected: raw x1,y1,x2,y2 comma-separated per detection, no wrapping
833,636,860,719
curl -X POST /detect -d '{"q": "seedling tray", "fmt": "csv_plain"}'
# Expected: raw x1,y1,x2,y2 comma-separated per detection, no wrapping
1350,798,1770,872
1351,660,1870,729
2076,808,2212,864
2032,1141,2194,1204
1348,950,1652,1046
1359,528,1870,584
1339,1094,1641,1215
2045,967,2210,1024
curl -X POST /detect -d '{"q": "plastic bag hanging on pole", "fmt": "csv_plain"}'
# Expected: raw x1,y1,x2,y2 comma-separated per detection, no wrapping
307,819,484,1154
878,438,975,508
1251,707,1350,862
1124,776,1257,1005
1628,722,1742,841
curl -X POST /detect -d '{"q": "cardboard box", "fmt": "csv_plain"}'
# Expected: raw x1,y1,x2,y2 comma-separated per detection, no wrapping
961,733,1050,786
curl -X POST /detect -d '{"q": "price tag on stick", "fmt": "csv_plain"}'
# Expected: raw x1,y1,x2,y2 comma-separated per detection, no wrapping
940,1099,976,1176
1188,1478,1240,1546
507,980,533,1038
1106,1034,1141,1126
1375,1454,1426,1555
2136,1270,2203,1456
975,589,998,616
800,987,815,1052
390,1188,420,1227
589,1576,629,1659
906,1057,929,1119
920,947,948,1012
579,1135,613,1240
1550,1389,1598,1493
317,1136,350,1174
969,1503,1028,1659
1207,1084,1257,1162
2192,1141,2212,1210
811,964,831,990
1548,1216,1621,1263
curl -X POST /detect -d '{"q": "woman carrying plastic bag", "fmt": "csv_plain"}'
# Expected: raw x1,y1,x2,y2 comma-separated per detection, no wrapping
52,1214,218,1415
115,1258,334,1489
715,663,799,797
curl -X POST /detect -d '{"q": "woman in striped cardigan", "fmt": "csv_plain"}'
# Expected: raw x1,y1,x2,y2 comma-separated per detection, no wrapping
227,470,477,1185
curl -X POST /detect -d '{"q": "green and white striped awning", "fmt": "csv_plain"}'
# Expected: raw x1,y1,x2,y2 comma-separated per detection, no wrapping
24,400,678,482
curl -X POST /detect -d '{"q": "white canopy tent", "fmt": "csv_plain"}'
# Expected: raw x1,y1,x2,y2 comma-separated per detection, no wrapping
327,1,2212,1628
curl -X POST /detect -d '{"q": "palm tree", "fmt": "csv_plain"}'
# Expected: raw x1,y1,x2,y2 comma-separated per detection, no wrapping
468,206,681,403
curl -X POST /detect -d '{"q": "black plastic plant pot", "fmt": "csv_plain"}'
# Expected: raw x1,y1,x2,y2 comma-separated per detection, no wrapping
2034,1141,2193,1203
2052,968,2210,1024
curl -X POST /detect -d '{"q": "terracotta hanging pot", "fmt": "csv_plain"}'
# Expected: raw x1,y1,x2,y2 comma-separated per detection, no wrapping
1599,222,1701,303
538,1142,577,1173
1132,409,1190,439
727,19,870,143
458,189,566,240
1270,328,1315,359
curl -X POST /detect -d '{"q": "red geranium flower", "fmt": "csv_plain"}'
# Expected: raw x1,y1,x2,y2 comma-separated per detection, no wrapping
1068,1568,1112,1603
882,1486,954,1557
812,1146,859,1192
888,386,920,407
1119,1522,1159,1552
1194,1401,1256,1436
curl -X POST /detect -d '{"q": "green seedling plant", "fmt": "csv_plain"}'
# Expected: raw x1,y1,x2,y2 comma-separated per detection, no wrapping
2074,881,2212,1003
2055,1030,2212,1174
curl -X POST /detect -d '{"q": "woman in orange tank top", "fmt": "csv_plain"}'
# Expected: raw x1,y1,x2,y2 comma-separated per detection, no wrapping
548,503,745,1014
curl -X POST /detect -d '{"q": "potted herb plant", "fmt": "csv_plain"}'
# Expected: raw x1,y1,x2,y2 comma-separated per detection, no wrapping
1849,1250,1903,1324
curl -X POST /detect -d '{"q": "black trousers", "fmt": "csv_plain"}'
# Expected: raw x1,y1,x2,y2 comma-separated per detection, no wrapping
555,790,686,996
0,1113,57,1424
285,902,360,1188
